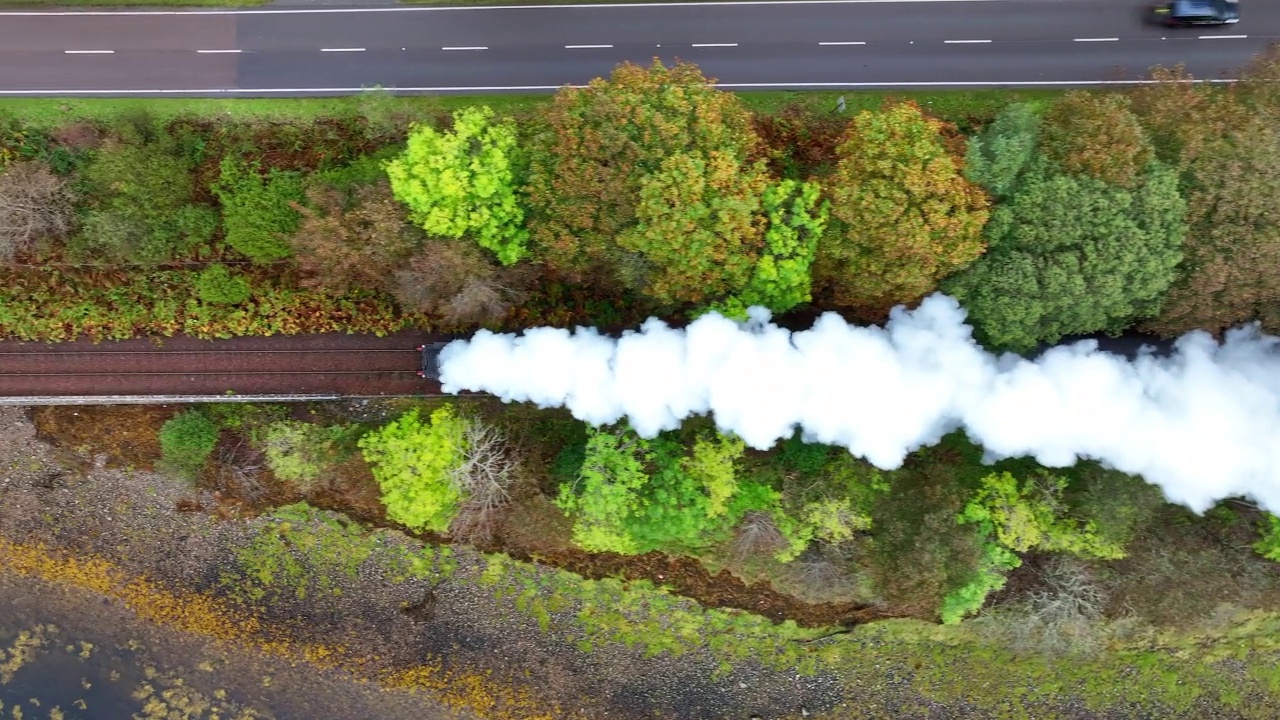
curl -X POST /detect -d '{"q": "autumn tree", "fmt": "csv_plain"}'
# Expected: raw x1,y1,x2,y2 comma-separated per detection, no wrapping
0,160,75,263
385,106,528,265
523,60,772,300
289,179,420,296
944,155,1186,352
816,101,989,316
1141,115,1280,336
616,151,767,306
1128,64,1230,167
1039,91,1155,189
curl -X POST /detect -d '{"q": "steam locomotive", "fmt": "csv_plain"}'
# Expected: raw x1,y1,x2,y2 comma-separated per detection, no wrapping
416,342,451,380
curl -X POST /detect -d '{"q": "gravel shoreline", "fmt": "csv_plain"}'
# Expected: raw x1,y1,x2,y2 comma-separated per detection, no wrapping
0,405,854,720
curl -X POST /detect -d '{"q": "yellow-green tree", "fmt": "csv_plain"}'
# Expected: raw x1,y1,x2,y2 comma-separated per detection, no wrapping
817,101,989,317
386,106,528,265
358,406,468,532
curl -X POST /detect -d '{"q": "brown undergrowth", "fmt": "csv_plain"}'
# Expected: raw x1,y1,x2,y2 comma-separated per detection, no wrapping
32,404,888,630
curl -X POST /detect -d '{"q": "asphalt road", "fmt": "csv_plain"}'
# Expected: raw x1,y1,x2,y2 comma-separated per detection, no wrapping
0,0,1275,96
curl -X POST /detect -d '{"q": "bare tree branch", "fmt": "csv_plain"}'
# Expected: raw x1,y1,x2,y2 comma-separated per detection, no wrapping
0,161,76,264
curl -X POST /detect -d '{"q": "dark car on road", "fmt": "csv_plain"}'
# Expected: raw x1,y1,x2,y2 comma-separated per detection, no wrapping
1152,0,1239,26
417,342,450,380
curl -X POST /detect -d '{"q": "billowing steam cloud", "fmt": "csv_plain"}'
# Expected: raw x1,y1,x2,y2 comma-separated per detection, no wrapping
438,294,1280,515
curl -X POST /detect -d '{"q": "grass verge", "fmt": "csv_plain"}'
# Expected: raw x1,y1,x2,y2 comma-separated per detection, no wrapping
0,89,1067,130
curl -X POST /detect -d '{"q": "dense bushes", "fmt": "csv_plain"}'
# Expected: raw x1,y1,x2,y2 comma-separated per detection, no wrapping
6,56,1280,343
159,409,221,479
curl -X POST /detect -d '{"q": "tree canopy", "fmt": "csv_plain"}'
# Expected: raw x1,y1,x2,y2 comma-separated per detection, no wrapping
817,101,989,317
523,60,775,306
386,106,528,265
945,103,1186,352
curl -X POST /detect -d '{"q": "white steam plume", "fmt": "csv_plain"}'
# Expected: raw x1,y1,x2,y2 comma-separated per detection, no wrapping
438,294,1280,515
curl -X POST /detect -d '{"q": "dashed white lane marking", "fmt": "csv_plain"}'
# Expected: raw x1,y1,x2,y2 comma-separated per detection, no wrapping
197,49,242,54
1200,34,1247,39
442,46,489,50
565,44,614,48
1074,37,1118,42
944,39,991,43
320,47,365,52
819,41,867,45
64,49,113,54
0,1,1025,17
691,43,738,47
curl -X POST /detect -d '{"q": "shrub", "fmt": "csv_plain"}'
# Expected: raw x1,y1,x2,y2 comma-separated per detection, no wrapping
392,238,530,328
158,409,220,479
941,470,1127,624
0,160,76,264
289,180,419,297
213,158,305,263
556,425,784,557
76,140,215,265
358,406,468,533
259,420,343,492
194,264,252,305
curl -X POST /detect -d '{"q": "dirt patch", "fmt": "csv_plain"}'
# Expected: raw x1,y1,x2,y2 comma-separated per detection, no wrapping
30,404,177,470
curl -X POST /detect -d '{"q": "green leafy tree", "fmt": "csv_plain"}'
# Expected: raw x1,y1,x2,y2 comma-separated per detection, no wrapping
554,425,653,554
194,263,251,305
385,106,528,265
1040,91,1155,189
682,430,747,518
817,101,989,316
358,406,468,532
158,409,220,479
523,60,763,290
964,102,1042,199
716,179,828,317
556,425,780,556
1255,513,1280,562
213,158,305,263
942,470,1125,623
943,156,1186,352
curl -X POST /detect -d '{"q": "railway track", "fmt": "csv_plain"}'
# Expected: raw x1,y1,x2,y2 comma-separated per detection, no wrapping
0,333,452,399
